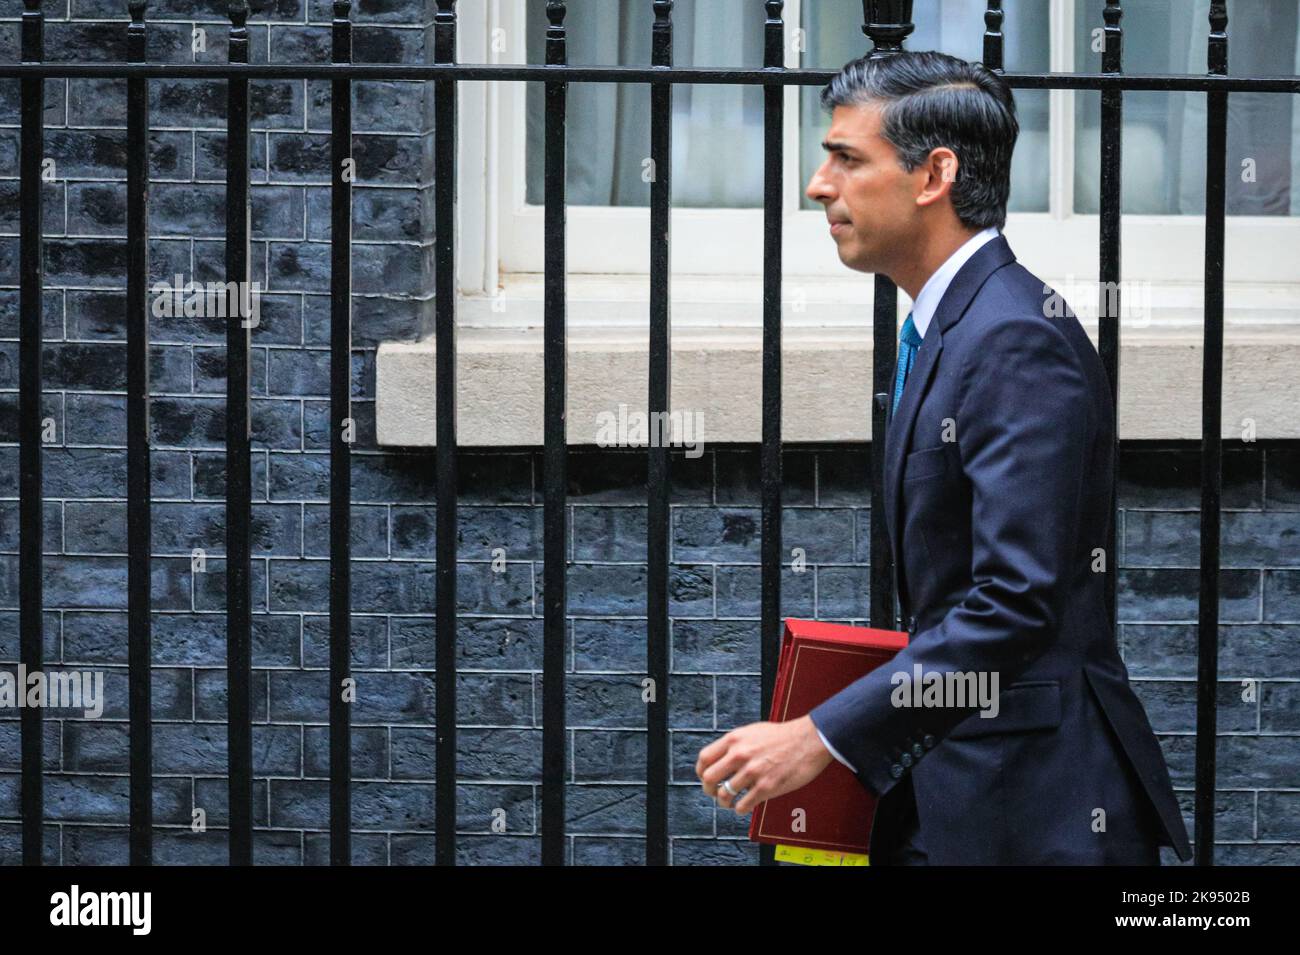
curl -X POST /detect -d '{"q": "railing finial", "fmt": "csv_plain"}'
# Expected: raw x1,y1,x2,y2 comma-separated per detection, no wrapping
1208,1,1228,76
128,0,148,61
1101,1,1122,75
862,0,914,59
652,1,673,68
333,0,352,65
228,0,249,63
1209,0,1228,33
21,0,43,64
435,0,457,66
545,1,566,66
764,1,784,70
983,1,1004,74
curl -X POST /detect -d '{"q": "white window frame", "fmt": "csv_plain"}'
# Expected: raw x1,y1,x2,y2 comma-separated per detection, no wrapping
457,0,1300,320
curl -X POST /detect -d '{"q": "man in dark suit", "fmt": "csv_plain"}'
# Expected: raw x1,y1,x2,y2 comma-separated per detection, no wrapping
695,51,1192,865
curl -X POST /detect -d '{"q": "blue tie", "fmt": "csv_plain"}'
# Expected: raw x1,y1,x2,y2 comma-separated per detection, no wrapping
891,312,923,417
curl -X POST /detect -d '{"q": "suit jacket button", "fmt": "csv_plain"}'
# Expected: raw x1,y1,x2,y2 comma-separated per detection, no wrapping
922,734,936,749
889,763,904,779
907,615,917,633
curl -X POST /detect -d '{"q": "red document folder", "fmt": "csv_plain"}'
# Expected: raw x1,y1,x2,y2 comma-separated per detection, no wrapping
748,618,908,862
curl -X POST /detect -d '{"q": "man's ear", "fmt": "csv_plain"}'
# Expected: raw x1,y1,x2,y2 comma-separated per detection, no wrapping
915,147,960,210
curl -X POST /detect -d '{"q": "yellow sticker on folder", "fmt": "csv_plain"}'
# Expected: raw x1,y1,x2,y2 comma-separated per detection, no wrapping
775,844,869,866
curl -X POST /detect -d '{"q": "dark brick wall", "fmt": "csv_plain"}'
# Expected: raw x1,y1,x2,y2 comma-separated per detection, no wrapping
1,2,1298,866
1,436,1297,865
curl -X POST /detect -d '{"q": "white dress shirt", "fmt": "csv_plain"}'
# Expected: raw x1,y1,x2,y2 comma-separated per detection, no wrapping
812,225,1002,774
910,226,1001,339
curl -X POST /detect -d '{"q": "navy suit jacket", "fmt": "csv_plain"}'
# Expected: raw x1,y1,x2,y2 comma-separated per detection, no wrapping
809,234,1193,865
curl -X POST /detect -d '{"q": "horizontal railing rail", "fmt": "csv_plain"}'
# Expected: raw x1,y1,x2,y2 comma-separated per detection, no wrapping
0,62,1298,91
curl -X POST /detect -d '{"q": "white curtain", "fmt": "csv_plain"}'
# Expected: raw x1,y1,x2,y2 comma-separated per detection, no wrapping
525,0,766,207
1075,0,1299,215
526,0,1299,216
1175,0,1299,214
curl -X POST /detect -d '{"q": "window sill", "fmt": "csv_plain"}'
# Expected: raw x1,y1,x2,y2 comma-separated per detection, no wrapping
375,274,1300,446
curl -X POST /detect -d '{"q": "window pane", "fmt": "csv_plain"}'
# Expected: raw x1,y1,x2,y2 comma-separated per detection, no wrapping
524,0,766,208
800,0,1050,212
1074,0,1300,215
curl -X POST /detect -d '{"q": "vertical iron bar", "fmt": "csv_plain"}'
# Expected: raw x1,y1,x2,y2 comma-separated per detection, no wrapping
225,0,254,867
126,0,153,867
18,0,44,868
329,0,353,867
873,343,894,628
758,0,784,869
433,0,459,868
870,277,896,635
983,1,1003,73
863,2,912,632
645,0,673,868
1099,2,1122,644
541,1,568,868
1195,0,1229,868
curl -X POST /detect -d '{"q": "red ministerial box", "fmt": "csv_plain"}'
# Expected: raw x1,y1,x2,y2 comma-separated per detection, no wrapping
748,618,908,857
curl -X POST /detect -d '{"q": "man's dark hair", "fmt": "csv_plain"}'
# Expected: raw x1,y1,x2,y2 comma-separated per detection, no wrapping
822,50,1019,231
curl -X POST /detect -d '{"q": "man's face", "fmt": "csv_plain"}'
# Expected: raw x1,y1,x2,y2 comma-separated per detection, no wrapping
805,103,919,274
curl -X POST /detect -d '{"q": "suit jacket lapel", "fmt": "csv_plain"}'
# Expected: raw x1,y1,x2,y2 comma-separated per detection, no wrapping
882,235,1017,596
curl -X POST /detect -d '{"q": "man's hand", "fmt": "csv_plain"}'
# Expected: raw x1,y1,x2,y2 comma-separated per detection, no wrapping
695,715,835,815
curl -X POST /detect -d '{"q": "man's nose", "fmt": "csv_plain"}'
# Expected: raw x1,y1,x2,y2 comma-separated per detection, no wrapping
805,161,834,206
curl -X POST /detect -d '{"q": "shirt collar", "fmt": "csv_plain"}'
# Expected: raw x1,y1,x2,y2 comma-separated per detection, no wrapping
910,226,1001,339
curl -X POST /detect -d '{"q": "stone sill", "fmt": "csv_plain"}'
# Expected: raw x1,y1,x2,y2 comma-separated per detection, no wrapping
376,320,1300,446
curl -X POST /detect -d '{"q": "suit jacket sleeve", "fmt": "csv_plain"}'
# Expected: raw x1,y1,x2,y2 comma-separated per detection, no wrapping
808,313,1093,797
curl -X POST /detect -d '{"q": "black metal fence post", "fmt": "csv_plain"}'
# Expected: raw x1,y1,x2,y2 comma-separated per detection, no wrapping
1099,1,1123,636
224,0,254,868
433,0,460,868
982,0,1003,73
645,0,673,869
758,0,785,870
1195,0,1230,869
329,0,354,867
18,0,45,869
541,0,569,868
126,0,154,868
863,0,913,633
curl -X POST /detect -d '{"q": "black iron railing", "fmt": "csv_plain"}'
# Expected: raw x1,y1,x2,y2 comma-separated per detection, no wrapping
4,0,1297,868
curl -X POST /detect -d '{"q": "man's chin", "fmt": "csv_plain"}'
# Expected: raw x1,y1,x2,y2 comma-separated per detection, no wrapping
835,247,876,274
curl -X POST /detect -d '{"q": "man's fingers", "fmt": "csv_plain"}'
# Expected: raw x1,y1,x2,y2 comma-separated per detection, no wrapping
733,782,767,816
719,763,761,812
714,773,742,810
695,743,724,793
696,720,803,814
695,731,736,781
700,746,748,798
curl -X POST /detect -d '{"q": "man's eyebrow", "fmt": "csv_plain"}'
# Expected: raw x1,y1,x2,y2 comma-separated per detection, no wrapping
821,139,859,155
